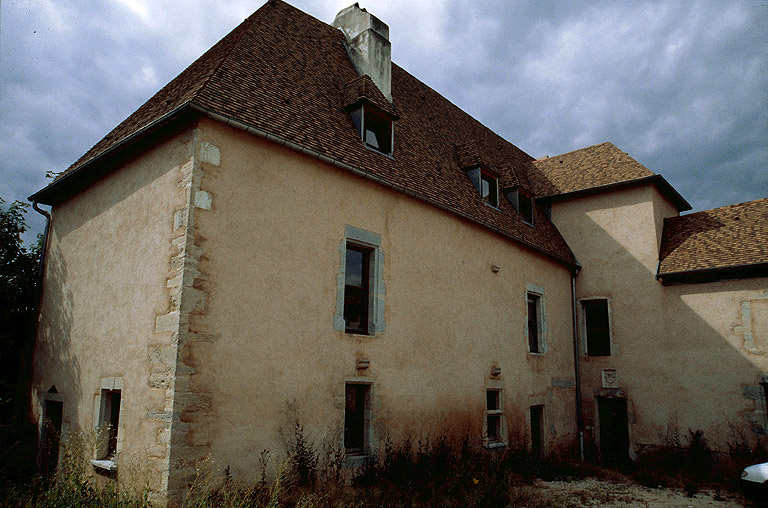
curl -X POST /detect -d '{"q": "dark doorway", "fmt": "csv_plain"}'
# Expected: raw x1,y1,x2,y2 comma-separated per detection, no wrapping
41,400,63,478
598,398,629,465
530,405,544,460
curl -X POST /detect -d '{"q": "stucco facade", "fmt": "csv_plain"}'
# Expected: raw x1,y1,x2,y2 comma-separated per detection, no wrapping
551,185,768,457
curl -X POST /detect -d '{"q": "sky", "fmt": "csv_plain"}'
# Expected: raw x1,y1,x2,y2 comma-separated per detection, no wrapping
1,0,766,242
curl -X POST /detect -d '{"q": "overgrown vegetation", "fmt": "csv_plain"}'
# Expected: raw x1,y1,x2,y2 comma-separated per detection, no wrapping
629,423,768,497
2,419,761,507
0,198,42,424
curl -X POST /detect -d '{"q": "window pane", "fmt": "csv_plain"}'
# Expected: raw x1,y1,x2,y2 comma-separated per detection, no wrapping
345,384,367,452
345,245,370,333
487,414,500,442
364,110,392,154
487,390,499,411
364,128,380,149
346,247,365,287
528,295,539,353
520,194,533,223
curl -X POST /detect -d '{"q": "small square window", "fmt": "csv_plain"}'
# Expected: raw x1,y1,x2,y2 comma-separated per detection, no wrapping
584,299,611,356
344,383,371,454
526,291,545,354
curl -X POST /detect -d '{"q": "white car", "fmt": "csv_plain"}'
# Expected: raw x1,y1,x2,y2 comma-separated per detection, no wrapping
742,462,768,501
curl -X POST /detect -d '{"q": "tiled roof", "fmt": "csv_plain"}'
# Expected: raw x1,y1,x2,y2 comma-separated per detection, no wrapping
32,0,577,267
343,75,397,117
530,142,655,197
658,198,768,276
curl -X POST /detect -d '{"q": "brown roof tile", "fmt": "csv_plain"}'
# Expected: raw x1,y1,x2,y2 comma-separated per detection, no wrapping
658,198,768,275
530,142,655,197
33,0,576,267
343,75,397,117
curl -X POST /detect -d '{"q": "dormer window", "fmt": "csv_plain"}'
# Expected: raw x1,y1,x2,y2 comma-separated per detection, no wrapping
350,104,393,156
466,166,499,208
505,187,534,225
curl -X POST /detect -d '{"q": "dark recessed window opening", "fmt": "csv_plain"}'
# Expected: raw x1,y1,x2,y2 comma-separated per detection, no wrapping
98,389,121,460
344,383,370,454
530,405,544,460
584,299,611,356
519,194,533,224
527,293,541,353
350,105,392,156
486,389,502,443
504,188,534,224
344,244,371,334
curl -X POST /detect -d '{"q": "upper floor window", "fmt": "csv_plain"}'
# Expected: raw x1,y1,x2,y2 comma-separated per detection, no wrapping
350,104,393,156
525,284,546,354
505,187,534,224
466,166,499,207
583,298,611,356
344,244,371,334
334,226,386,336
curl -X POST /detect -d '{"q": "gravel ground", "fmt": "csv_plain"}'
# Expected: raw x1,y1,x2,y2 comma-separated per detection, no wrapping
534,478,750,507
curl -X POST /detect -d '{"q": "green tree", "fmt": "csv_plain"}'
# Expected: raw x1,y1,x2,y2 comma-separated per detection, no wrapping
0,198,41,422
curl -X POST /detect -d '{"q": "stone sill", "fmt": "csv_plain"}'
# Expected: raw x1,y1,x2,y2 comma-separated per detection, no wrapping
90,459,117,472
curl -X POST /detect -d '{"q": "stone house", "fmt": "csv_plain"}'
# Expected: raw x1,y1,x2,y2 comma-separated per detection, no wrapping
27,0,767,502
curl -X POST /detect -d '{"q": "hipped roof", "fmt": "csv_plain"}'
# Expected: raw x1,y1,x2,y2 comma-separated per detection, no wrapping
31,0,577,268
530,142,690,211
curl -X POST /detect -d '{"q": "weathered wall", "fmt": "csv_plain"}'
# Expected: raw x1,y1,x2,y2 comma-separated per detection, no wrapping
177,118,579,481
551,186,768,454
30,128,196,501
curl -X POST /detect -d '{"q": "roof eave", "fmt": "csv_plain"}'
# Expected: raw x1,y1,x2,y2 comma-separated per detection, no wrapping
29,102,198,205
656,262,768,285
537,175,692,212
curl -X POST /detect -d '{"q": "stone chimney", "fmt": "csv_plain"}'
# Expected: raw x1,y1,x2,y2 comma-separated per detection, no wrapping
333,3,392,102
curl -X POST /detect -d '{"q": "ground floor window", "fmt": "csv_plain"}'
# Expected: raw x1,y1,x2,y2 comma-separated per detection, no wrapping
97,389,121,460
344,383,371,454
484,389,504,446
530,405,544,460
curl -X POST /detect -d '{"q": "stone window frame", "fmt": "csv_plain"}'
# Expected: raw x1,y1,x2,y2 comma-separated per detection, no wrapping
90,377,123,472
482,379,507,449
334,225,386,336
580,297,615,357
525,283,547,355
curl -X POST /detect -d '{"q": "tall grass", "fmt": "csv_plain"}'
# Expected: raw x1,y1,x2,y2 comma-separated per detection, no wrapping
2,423,762,507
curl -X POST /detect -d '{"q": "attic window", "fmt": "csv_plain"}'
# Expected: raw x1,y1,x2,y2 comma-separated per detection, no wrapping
505,188,534,225
466,167,499,208
350,104,393,156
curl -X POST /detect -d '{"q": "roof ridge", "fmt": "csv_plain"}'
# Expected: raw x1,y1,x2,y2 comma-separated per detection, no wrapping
536,141,614,161
671,196,768,219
